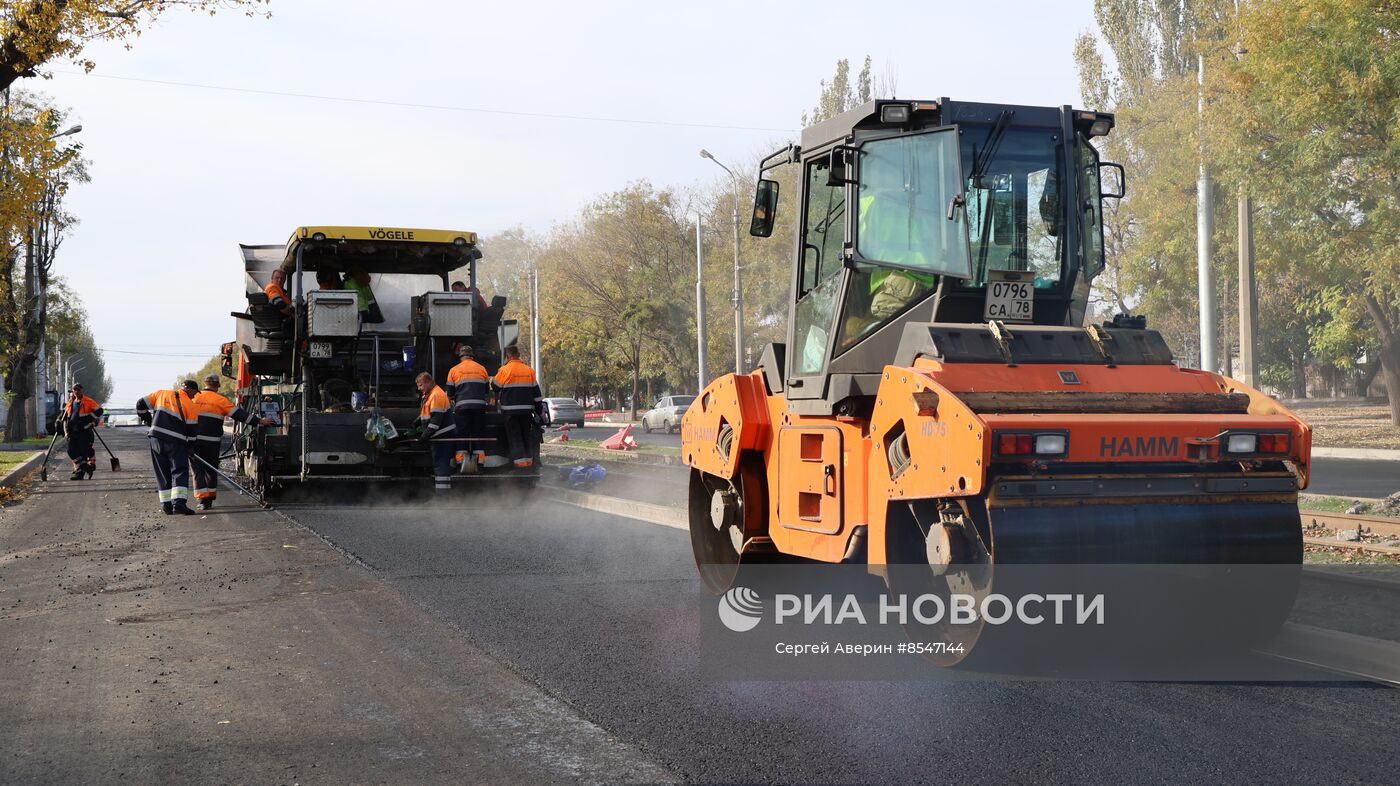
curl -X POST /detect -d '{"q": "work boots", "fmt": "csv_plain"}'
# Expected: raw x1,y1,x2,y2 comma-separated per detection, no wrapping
198,499,213,511
70,467,84,481
83,462,95,479
171,500,195,516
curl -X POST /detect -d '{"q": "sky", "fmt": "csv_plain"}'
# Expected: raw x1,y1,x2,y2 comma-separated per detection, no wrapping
25,0,1098,406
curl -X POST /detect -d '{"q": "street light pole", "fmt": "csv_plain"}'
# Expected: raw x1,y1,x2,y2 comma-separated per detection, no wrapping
700,149,744,374
531,262,542,394
1196,53,1218,373
693,214,708,391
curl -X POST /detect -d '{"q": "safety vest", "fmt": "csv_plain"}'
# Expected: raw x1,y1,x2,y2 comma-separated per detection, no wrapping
137,389,198,443
191,390,259,444
416,386,456,439
264,281,290,310
446,358,490,410
63,395,103,431
493,358,540,413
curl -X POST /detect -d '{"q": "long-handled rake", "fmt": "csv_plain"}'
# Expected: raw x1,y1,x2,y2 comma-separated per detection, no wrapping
189,450,266,508
92,428,121,472
37,431,61,482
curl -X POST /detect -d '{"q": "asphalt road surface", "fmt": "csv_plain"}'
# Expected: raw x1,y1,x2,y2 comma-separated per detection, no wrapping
280,490,1400,784
1309,457,1400,499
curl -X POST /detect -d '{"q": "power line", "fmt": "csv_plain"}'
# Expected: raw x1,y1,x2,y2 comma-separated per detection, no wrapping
54,71,798,134
98,347,213,357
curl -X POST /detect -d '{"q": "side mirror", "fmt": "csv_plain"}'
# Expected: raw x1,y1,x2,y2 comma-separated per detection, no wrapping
749,178,780,238
219,341,235,379
826,146,855,187
1099,161,1126,199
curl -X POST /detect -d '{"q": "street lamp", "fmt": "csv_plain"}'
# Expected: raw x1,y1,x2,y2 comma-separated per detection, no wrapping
47,124,82,141
691,213,708,391
33,124,82,435
700,148,744,374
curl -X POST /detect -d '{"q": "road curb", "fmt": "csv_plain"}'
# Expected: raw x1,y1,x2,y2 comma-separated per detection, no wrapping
543,443,686,468
1312,447,1400,461
0,451,45,488
545,487,686,530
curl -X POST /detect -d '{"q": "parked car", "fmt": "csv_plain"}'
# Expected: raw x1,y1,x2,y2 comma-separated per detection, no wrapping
641,395,694,434
544,397,585,428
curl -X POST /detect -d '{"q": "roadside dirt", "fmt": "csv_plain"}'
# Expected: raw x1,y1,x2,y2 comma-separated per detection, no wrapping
1287,399,1400,450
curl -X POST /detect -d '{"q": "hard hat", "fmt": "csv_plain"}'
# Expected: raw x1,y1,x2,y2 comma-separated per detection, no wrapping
204,373,220,386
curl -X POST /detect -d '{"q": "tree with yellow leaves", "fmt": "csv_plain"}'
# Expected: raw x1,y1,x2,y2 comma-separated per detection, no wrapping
1,0,271,91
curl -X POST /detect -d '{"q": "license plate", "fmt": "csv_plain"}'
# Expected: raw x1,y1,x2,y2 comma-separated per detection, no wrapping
309,341,333,358
983,270,1034,322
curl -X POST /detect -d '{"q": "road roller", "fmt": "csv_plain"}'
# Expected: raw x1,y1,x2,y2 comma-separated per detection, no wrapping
681,98,1307,663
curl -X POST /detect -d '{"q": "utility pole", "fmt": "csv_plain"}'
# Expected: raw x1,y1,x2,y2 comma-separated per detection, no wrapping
694,216,708,391
1237,192,1258,387
1196,53,1218,374
700,149,744,374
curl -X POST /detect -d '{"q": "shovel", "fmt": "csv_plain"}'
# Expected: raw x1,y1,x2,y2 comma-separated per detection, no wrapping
92,427,121,471
38,431,61,482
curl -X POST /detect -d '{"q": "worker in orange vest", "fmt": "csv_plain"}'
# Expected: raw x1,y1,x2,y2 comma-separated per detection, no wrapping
190,374,274,510
414,372,456,491
446,343,490,470
60,382,104,480
492,345,544,469
135,381,201,515
264,268,292,317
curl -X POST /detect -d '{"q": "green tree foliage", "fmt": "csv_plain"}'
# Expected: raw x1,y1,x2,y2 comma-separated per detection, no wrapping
1074,1,1239,367
46,277,111,400
1213,0,1400,422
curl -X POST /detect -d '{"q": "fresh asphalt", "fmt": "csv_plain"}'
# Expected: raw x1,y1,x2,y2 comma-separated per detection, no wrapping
279,488,1399,784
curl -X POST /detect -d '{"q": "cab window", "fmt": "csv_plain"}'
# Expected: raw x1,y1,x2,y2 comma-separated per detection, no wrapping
959,126,1066,288
800,159,846,295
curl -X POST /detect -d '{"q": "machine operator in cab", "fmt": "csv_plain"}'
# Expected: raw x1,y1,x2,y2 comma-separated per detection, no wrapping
264,269,293,317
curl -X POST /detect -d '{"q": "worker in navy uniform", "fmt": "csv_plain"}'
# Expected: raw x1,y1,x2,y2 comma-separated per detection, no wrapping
61,383,104,480
445,344,490,470
492,345,545,468
135,381,201,515
190,374,273,510
414,372,456,492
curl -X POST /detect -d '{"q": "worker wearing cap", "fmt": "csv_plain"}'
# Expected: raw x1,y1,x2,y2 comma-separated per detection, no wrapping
413,372,456,492
445,344,490,469
61,383,104,480
135,381,201,515
190,374,273,510
264,269,293,317
492,345,543,469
